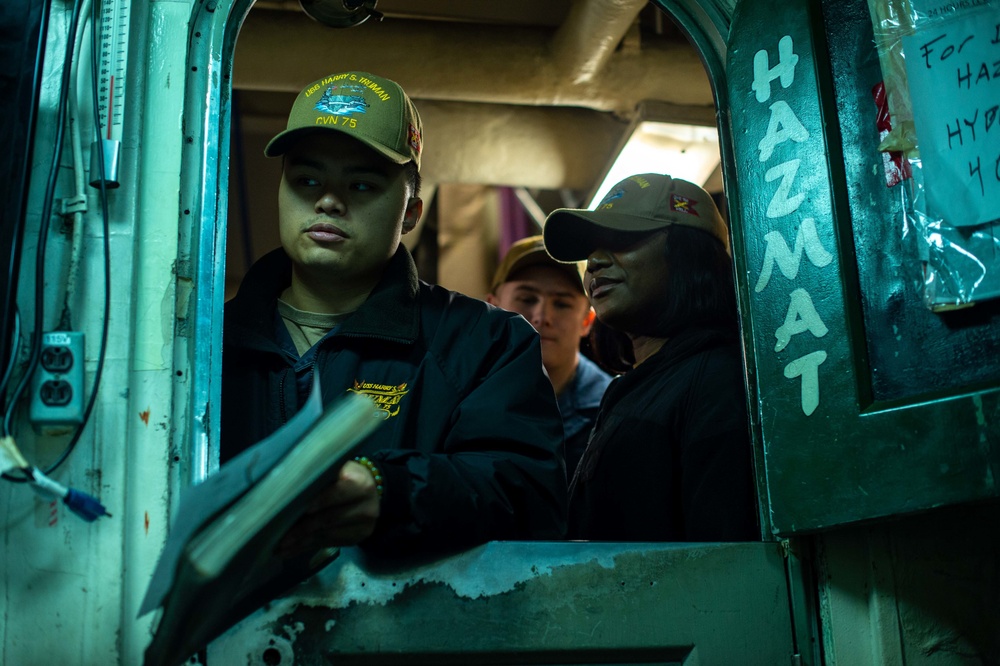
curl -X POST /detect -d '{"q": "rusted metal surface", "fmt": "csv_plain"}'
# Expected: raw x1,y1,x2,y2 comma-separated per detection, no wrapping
210,541,793,665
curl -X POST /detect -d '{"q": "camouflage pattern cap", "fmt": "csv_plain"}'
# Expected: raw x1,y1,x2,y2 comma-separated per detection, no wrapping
264,71,422,168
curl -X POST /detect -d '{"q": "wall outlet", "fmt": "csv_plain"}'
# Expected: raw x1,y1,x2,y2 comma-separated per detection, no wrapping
29,332,85,426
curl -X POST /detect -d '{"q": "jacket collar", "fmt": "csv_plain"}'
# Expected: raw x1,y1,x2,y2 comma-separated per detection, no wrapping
337,245,420,343
570,355,612,409
227,244,421,345
642,325,737,371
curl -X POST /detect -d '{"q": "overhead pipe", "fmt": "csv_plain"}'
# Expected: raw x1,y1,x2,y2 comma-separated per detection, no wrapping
233,10,712,115
236,99,629,189
549,0,649,85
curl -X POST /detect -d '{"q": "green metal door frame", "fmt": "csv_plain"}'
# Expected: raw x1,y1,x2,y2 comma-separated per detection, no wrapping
725,0,999,536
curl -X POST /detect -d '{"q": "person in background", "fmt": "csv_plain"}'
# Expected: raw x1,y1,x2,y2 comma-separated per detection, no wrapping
543,173,758,542
221,71,567,560
486,235,612,476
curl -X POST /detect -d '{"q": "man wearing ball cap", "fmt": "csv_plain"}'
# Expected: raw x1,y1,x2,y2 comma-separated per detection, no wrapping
222,71,567,562
486,235,613,476
542,173,758,542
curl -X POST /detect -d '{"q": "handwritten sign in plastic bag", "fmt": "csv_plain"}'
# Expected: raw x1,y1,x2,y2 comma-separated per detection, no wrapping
902,12,1000,228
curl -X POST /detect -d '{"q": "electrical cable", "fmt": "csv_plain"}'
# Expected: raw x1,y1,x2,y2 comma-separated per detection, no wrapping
2,0,111,483
58,0,94,332
1,0,86,445
0,308,21,403
1,433,110,519
40,0,112,476
1,0,53,414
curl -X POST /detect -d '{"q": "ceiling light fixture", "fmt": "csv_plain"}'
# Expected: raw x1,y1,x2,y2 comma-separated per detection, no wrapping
587,104,722,209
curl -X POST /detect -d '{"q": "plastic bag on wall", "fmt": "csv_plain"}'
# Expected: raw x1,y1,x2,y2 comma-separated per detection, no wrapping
867,0,1000,311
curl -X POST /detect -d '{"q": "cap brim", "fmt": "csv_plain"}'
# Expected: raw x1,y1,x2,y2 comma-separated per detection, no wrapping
543,208,667,262
264,126,411,164
492,249,584,293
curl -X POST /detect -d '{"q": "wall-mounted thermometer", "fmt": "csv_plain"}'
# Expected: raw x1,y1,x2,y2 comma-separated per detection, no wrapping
90,0,131,189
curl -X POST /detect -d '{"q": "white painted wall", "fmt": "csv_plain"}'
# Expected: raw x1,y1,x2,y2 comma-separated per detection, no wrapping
0,1,194,663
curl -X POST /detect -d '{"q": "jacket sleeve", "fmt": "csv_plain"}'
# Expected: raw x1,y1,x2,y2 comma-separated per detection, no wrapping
361,311,568,557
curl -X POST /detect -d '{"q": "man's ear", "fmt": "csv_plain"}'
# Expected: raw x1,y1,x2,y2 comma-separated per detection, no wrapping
485,293,499,306
402,197,423,235
580,307,597,336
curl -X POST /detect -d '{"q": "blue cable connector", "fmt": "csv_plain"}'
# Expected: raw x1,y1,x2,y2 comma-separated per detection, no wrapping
63,487,112,522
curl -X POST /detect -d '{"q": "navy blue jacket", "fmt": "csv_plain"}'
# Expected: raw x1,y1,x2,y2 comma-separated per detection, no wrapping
222,246,568,556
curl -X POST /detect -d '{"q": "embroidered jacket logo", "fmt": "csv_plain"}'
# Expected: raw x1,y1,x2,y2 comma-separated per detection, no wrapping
348,380,409,419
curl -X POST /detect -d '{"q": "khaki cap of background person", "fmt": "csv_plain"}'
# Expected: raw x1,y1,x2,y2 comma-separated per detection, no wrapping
491,235,586,294
543,173,730,262
264,70,423,168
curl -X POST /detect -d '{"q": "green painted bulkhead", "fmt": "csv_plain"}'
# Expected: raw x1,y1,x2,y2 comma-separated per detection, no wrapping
728,0,999,535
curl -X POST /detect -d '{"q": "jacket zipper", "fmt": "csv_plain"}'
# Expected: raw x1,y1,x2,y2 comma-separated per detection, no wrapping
279,355,319,425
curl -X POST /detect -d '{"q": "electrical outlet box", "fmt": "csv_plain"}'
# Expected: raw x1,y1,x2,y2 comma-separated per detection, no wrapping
29,332,85,426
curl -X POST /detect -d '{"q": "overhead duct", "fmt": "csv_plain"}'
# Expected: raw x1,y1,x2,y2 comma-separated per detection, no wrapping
550,0,649,84
236,98,629,189
233,9,713,116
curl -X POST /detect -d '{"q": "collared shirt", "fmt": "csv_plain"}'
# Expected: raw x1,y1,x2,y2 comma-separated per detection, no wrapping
275,299,347,409
558,353,613,477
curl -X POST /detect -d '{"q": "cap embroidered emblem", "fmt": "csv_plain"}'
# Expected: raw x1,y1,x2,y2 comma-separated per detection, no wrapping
315,85,369,117
598,187,625,210
408,124,422,154
670,194,699,216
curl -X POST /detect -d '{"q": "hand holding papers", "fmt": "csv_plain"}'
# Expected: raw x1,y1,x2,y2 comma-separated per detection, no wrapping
141,380,381,666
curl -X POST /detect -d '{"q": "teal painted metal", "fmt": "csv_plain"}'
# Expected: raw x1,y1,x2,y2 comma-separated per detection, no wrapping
653,0,731,71
818,0,1000,405
654,0,774,540
727,0,1000,535
209,541,794,665
782,537,823,666
172,3,807,664
179,0,256,484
